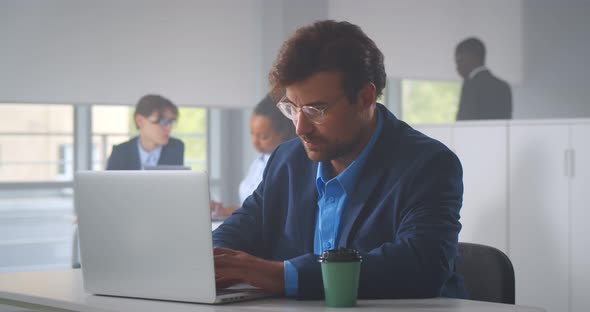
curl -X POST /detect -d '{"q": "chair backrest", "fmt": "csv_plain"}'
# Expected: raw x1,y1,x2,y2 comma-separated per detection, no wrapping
457,242,515,304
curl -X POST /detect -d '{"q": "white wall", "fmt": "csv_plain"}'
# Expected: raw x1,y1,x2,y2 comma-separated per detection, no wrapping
328,0,523,84
240,0,329,187
0,0,262,107
513,0,590,119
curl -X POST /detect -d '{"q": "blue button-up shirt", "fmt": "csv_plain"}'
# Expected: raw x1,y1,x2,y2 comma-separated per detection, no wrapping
137,140,162,169
284,108,383,296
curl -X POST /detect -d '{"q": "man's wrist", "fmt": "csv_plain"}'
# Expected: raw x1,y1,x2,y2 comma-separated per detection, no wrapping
270,260,285,294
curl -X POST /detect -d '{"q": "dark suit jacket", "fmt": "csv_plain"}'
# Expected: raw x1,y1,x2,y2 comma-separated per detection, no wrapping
106,136,184,170
456,69,512,120
213,104,466,299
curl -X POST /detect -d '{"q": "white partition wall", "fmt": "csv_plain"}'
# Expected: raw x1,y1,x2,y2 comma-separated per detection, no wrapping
413,125,453,148
0,0,262,107
509,122,570,312
571,124,590,312
415,119,590,312
454,122,508,253
328,0,523,83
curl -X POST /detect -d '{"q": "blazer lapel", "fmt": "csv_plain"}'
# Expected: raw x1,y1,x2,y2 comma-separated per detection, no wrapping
130,137,141,170
158,143,169,165
337,106,401,248
336,162,385,248
295,161,319,253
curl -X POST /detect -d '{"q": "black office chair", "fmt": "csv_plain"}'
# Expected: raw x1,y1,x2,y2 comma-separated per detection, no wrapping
457,242,515,304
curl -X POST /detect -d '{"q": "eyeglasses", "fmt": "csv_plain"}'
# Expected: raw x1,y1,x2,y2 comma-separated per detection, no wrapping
149,117,177,127
276,96,329,124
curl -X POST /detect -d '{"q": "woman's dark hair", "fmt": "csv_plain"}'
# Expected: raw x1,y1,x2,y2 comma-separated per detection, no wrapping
253,94,296,141
269,20,386,104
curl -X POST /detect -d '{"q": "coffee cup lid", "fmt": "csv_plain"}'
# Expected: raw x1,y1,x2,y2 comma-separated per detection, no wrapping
318,248,362,263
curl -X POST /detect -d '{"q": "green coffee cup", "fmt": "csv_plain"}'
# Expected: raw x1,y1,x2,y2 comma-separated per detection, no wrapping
318,248,362,307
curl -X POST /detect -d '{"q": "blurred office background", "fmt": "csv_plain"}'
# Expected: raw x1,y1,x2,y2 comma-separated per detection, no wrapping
0,1,589,311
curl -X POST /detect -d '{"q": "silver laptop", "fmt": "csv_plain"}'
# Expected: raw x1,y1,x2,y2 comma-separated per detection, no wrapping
75,170,270,304
143,165,191,170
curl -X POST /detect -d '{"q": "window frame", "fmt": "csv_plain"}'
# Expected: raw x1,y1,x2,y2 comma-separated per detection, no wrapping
0,103,213,185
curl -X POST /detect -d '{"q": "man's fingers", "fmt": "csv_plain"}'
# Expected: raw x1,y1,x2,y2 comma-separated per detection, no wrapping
215,276,242,289
213,247,238,256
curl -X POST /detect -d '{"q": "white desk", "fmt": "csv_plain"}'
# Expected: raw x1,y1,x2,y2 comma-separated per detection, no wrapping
0,270,544,312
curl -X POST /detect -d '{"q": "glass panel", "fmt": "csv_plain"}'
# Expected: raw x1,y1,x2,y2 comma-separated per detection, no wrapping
0,104,74,182
92,105,134,170
402,80,461,124
0,188,74,272
176,107,207,171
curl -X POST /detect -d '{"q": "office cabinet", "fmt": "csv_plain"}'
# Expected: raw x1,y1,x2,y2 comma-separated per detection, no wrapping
572,124,590,312
454,124,508,253
413,119,590,312
413,125,453,148
508,124,570,312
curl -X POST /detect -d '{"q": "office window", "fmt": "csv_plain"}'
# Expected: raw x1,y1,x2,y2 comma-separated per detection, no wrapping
0,104,74,182
57,144,73,180
0,103,74,272
402,80,461,124
92,105,133,170
0,103,208,272
92,105,207,170
176,107,207,171
0,188,74,272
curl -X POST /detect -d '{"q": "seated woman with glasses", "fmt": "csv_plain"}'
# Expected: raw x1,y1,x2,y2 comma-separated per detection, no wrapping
106,94,184,170
211,94,296,218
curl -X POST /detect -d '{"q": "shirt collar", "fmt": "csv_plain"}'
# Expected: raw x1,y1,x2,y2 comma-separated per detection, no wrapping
468,65,488,80
316,107,383,195
137,140,163,168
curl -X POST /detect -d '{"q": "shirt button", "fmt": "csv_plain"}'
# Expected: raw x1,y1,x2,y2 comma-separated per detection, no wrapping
324,242,332,249
328,197,335,203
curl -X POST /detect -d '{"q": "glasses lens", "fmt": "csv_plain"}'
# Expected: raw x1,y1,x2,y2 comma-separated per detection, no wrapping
276,101,324,124
302,106,323,123
158,118,176,127
277,102,295,120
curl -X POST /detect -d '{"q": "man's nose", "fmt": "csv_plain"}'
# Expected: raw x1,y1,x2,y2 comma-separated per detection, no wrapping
294,111,313,137
252,137,260,148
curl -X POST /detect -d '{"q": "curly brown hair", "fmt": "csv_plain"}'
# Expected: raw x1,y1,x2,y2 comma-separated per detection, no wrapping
269,20,386,104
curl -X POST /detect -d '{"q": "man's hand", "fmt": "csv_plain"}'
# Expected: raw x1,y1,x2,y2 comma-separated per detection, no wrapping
210,201,238,218
213,247,285,294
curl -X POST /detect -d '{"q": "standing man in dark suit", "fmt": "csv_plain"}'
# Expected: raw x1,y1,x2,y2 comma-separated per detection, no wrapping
455,37,512,120
213,20,466,299
106,94,184,170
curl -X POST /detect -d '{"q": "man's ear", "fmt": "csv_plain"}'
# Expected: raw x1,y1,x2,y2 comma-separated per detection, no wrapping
358,82,377,110
134,114,143,130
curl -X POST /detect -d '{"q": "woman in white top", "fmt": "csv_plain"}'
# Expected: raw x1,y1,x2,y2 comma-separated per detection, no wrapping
212,94,296,217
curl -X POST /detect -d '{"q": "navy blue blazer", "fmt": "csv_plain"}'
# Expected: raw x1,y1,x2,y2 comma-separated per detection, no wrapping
213,104,466,299
105,136,184,170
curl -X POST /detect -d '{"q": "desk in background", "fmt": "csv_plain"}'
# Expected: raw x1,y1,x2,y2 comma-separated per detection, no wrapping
0,270,544,312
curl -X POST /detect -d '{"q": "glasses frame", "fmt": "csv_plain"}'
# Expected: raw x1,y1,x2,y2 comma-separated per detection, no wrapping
276,96,329,125
149,117,177,127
